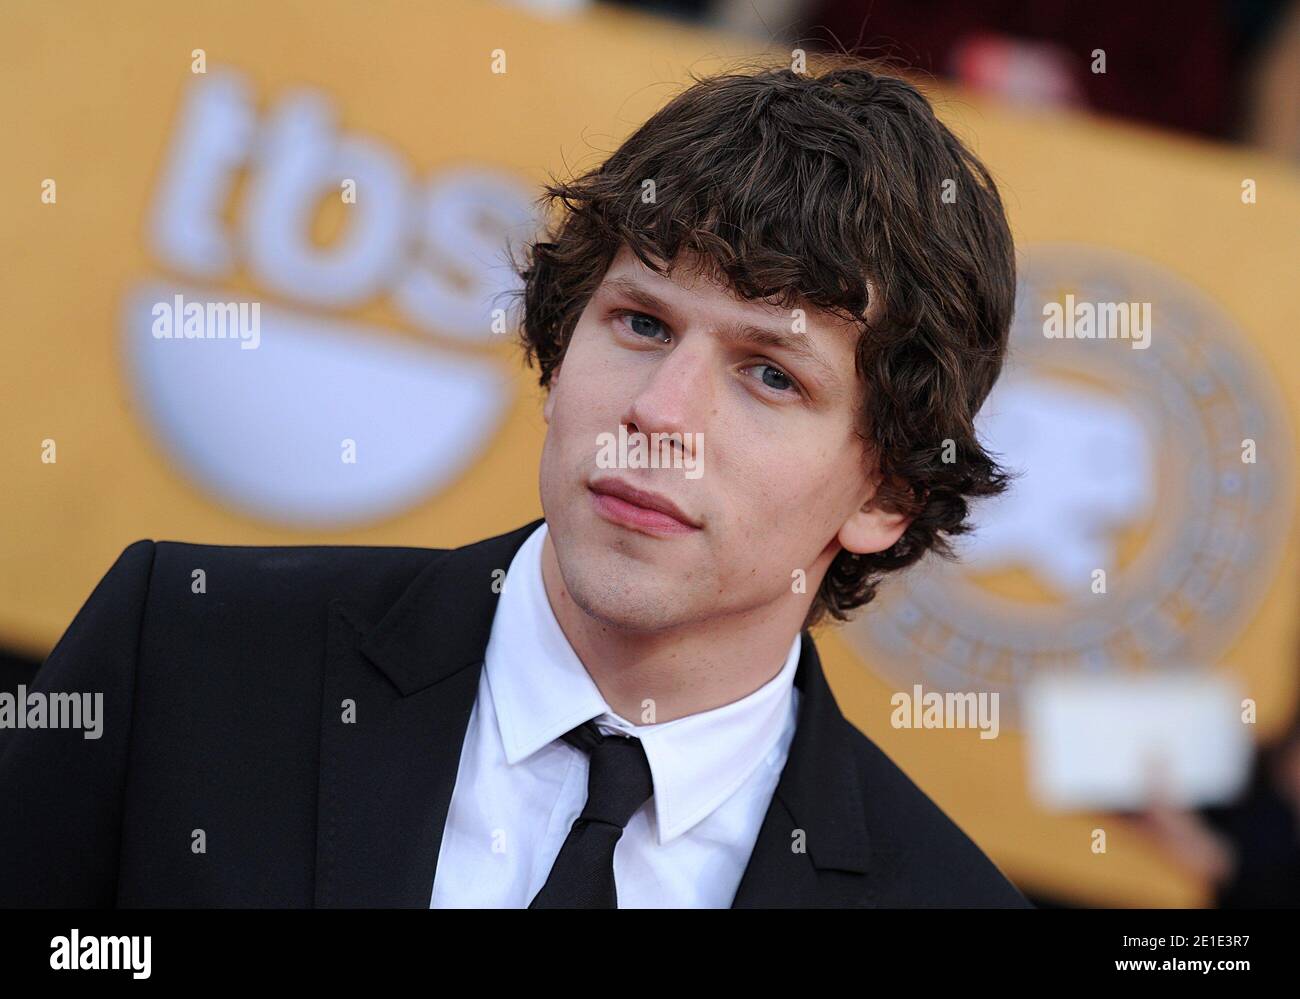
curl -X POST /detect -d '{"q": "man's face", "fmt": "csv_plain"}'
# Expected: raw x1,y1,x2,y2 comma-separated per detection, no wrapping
538,242,895,633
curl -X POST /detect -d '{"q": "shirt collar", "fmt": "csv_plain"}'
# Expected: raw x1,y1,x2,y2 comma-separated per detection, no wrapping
484,520,801,845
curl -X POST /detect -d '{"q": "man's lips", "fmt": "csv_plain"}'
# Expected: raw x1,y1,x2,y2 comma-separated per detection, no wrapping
588,477,701,536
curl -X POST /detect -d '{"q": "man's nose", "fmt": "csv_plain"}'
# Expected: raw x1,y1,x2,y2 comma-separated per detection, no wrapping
620,338,714,443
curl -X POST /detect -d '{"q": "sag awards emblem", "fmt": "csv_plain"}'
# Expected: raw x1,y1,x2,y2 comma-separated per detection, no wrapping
841,244,1295,720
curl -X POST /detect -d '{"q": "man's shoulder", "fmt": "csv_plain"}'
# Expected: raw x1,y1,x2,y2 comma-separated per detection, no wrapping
148,537,448,575
835,714,1032,907
115,519,548,626
119,537,454,624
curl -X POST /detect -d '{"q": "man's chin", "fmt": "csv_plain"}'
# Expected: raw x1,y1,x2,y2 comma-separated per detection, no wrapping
568,590,691,634
558,558,687,633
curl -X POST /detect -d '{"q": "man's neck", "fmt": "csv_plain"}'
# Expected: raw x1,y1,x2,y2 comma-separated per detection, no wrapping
538,532,808,724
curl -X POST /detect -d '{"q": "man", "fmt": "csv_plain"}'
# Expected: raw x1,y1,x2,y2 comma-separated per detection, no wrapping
0,55,1029,908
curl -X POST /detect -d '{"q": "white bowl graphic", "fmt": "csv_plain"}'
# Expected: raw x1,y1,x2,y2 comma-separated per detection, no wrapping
122,280,511,528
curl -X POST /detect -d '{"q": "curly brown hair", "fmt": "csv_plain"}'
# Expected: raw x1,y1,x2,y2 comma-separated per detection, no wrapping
508,53,1016,632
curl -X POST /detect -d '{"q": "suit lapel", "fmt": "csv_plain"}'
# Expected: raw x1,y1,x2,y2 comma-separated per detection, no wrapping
314,518,544,907
731,634,874,907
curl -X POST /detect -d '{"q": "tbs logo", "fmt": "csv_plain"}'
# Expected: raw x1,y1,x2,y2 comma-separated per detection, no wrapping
124,68,539,526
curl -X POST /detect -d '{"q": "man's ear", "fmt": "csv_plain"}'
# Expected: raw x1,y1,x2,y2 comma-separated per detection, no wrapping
838,474,913,555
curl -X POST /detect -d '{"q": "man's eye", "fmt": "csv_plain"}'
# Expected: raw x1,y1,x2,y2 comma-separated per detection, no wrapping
746,362,797,394
617,311,669,342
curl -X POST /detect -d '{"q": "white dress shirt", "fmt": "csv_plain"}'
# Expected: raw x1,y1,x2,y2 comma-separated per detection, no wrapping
429,520,802,908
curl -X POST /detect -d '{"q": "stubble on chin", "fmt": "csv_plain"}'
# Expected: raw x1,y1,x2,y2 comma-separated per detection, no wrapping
554,537,693,634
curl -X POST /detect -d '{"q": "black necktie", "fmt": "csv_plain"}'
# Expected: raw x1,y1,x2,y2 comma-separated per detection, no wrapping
528,718,655,908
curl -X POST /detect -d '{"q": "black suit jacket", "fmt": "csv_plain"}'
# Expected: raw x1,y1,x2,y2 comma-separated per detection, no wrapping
0,518,1030,908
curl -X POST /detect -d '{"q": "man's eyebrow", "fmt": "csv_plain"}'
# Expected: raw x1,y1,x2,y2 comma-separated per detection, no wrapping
598,275,841,387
